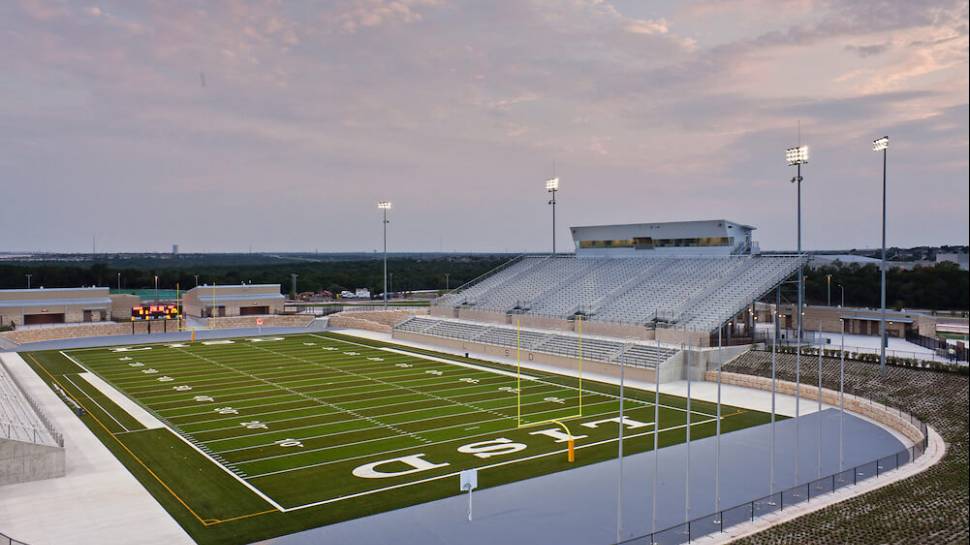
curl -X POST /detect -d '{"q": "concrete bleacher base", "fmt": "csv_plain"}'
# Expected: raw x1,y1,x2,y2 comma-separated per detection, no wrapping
0,437,65,486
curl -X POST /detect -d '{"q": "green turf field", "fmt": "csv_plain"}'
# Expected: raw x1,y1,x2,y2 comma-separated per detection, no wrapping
24,333,775,545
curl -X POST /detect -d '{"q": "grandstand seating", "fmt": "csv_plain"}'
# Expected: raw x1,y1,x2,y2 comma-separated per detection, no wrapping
394,316,678,369
1,358,61,448
435,255,802,333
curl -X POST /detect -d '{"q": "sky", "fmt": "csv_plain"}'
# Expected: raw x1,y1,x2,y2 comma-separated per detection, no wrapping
1,0,967,254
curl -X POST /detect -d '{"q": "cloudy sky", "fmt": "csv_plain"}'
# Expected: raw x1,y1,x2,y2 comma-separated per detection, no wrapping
1,0,967,253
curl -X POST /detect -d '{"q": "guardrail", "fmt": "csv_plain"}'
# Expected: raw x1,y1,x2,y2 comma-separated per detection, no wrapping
0,358,63,448
620,403,929,545
1,531,30,545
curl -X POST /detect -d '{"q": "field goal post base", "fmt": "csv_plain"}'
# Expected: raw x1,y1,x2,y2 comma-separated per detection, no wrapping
514,317,583,463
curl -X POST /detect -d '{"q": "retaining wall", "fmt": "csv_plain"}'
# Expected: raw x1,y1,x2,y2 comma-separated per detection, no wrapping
0,437,65,486
706,371,925,445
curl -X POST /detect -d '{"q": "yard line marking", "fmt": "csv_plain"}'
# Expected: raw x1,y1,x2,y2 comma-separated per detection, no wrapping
128,364,513,402
247,342,530,435
62,374,131,433
59,350,287,513
212,390,593,454
161,377,576,421
316,334,710,418
173,346,432,445
258,417,719,507
229,397,632,466
181,384,581,430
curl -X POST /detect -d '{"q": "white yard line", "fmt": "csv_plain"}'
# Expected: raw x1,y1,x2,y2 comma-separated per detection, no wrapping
78,372,164,430
61,348,287,513
61,374,131,433
278,417,714,512
214,391,598,456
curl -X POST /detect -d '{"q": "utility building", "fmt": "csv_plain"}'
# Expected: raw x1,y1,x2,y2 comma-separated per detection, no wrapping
0,287,111,327
182,284,284,318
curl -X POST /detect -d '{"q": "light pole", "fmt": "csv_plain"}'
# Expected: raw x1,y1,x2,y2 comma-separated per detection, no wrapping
616,328,626,543
545,177,559,254
378,201,392,309
194,274,199,287
873,136,889,374
786,143,808,489
154,275,159,302
26,274,32,289
826,274,832,306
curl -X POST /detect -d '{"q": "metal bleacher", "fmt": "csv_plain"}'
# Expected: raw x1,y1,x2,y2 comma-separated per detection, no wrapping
435,255,802,333
1,357,62,448
394,316,678,369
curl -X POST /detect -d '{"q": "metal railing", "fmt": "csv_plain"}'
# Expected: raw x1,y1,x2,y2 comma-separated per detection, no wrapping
1,531,29,545
620,407,929,545
768,341,968,367
0,359,63,448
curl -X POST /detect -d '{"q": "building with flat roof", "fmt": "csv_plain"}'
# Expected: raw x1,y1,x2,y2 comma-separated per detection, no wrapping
571,219,756,257
0,287,111,327
182,284,284,318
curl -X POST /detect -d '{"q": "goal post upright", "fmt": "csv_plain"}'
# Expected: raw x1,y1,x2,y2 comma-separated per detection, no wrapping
516,318,522,426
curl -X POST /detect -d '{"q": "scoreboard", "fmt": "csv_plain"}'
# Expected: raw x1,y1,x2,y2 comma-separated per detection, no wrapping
131,304,180,321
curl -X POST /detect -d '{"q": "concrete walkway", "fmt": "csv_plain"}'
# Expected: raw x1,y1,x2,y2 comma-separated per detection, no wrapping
0,352,193,545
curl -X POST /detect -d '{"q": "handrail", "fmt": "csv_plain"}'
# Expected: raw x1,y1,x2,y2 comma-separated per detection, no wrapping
0,358,63,448
1,530,30,545
432,254,529,303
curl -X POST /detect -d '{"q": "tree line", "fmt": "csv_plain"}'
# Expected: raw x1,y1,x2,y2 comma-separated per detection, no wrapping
0,256,509,297
1,258,966,311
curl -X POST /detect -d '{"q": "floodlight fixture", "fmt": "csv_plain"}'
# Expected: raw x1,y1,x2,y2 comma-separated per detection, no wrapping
546,177,560,253
872,136,889,151
786,145,809,166
377,201,392,210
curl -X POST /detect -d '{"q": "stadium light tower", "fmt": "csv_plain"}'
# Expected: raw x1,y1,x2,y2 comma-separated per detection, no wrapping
546,177,559,254
378,201,392,310
787,143,807,488
873,136,889,374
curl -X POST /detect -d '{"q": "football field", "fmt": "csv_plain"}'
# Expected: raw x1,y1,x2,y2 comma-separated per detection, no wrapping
26,333,772,544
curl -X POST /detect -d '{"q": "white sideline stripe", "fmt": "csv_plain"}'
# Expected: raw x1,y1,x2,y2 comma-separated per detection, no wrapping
278,419,710,513
61,375,131,433
185,383,581,430
319,334,690,415
378,346,535,380
60,350,286,513
78,372,164,430
227,397,624,464
162,377,569,421
63,335,720,513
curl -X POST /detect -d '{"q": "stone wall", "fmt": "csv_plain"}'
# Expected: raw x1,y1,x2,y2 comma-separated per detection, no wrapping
0,322,163,344
206,315,314,330
328,309,426,333
0,437,66,486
